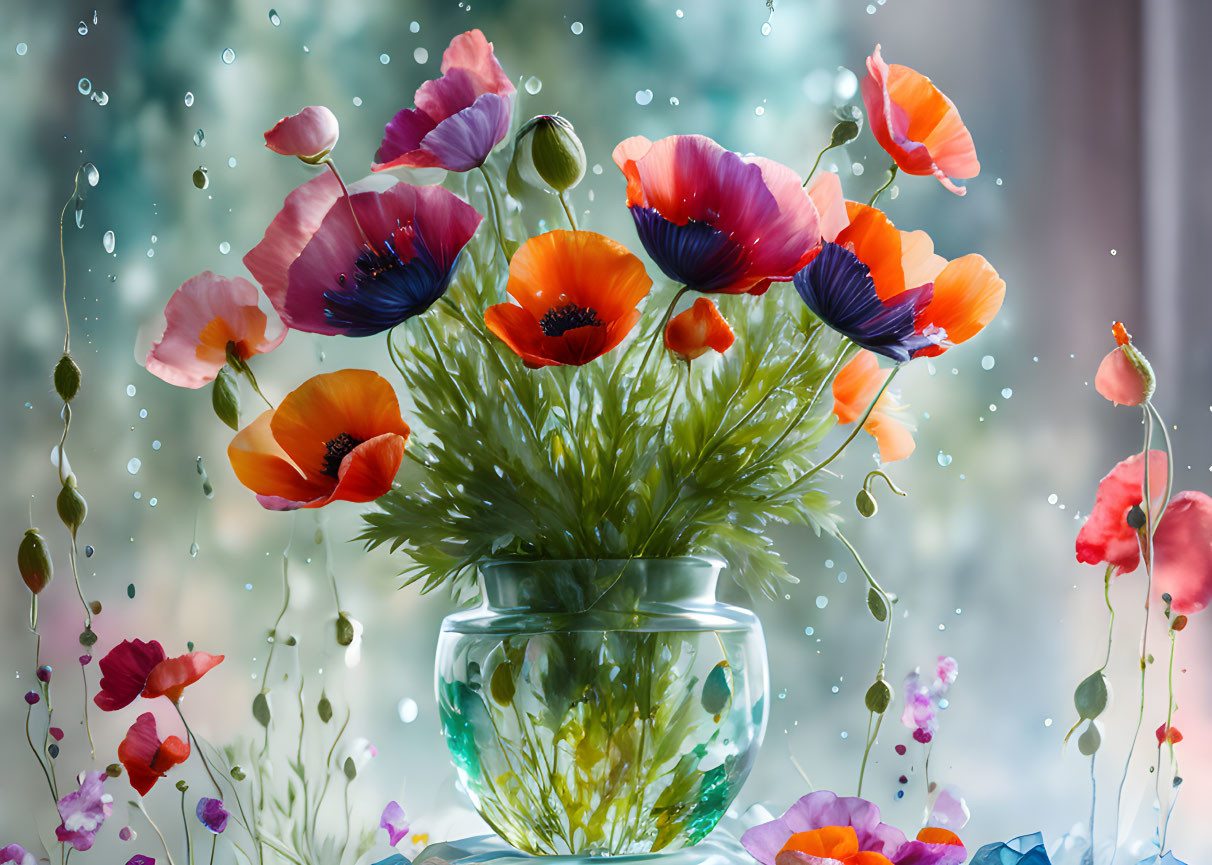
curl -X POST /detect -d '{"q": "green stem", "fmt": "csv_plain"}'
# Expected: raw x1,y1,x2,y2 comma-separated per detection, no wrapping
175,702,223,798
753,341,853,468
636,287,689,378
803,142,841,187
658,363,685,442
316,511,343,620
324,159,374,251
478,165,510,262
259,518,295,762
59,168,85,352
25,705,58,805
558,190,578,230
236,360,274,410
868,164,898,207
137,799,178,865
181,787,196,865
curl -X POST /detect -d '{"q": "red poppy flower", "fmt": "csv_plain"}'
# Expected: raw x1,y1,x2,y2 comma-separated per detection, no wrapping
832,351,914,463
228,369,410,510
143,652,224,703
1095,322,1155,406
485,230,653,367
861,44,979,195
1076,450,1169,575
665,298,735,362
1156,723,1184,746
94,639,167,712
118,713,190,796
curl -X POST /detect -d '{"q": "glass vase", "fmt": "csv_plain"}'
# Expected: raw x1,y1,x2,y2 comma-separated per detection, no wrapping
435,557,769,856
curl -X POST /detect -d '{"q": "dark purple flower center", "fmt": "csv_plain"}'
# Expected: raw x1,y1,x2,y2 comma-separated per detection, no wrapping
323,235,449,337
539,303,602,337
321,433,363,478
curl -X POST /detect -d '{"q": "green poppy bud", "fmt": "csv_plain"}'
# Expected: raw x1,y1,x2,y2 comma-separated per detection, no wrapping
513,115,587,193
212,366,241,431
1077,720,1102,756
866,587,888,622
230,766,247,781
105,763,123,778
54,354,82,402
57,477,88,536
18,528,53,594
318,691,333,723
830,119,861,148
343,755,357,780
336,612,355,647
79,627,97,647
855,488,877,518
252,691,272,728
175,779,190,792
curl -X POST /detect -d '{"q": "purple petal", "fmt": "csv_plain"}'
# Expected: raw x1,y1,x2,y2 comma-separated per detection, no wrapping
196,798,230,834
126,857,156,865
416,93,511,172
380,800,410,846
55,771,113,851
0,845,36,865
926,786,969,831
740,791,906,865
895,839,967,865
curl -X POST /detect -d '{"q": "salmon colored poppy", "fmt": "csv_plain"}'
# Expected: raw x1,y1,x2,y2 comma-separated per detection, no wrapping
264,105,340,162
780,826,893,865
485,230,652,367
1095,321,1155,406
143,652,224,703
665,298,735,362
1075,450,1168,575
832,351,914,462
118,713,190,796
228,369,410,510
861,45,979,195
146,272,286,388
1156,723,1184,746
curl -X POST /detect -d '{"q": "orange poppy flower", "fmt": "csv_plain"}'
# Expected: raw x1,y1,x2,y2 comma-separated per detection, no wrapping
832,350,914,462
143,652,224,703
781,826,893,865
665,298,735,362
861,44,979,195
485,230,652,367
118,712,190,796
228,369,410,510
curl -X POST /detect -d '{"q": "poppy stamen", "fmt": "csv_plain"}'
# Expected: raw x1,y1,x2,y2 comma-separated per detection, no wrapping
539,303,602,337
322,432,363,477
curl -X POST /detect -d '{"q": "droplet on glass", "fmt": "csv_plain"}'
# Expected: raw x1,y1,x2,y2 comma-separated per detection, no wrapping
851,162,864,176
981,355,995,370
78,21,89,35
102,230,116,254
77,78,92,96
91,90,108,106
571,21,583,35
189,542,199,558
219,241,231,255
524,76,542,95
221,47,236,65
1001,387,1013,399
126,458,142,475
379,53,390,64
126,384,136,397
193,129,205,147
937,451,953,467
192,167,209,189
761,21,772,36
815,595,828,609
413,47,428,64
409,20,420,33
227,156,237,168
352,96,362,107
269,9,281,26
16,43,28,56
85,544,94,557
74,200,85,229
397,697,419,723
184,91,194,107
669,96,680,106
635,89,653,106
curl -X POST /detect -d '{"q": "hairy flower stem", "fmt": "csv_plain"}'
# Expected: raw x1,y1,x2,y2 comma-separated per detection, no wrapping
324,159,374,252
478,165,510,263
137,798,178,865
868,164,898,207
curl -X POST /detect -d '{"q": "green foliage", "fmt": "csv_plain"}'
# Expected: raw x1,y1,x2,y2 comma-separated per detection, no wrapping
360,223,856,598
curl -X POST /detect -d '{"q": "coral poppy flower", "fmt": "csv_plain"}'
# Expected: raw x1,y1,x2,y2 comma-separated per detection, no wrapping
612,134,821,295
244,175,481,337
373,30,514,173
118,713,190,796
1156,723,1184,746
1095,321,1155,406
485,230,652,367
778,826,893,865
143,652,224,703
1076,450,1169,574
665,298,735,362
145,272,286,388
794,202,1003,361
94,639,167,711
832,351,914,462
861,44,979,195
228,369,410,510
265,105,340,162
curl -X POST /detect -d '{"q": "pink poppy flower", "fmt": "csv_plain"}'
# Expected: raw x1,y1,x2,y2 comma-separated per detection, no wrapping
265,105,340,163
373,30,514,173
861,45,979,195
381,800,410,846
94,639,167,712
1095,322,1155,407
145,272,286,388
55,771,114,851
613,134,821,295
244,174,481,336
1075,450,1169,575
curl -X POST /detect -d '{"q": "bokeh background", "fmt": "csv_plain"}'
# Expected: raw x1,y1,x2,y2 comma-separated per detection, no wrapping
2,0,1210,861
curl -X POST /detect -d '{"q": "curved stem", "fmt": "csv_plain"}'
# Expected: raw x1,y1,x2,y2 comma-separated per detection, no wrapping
181,786,196,865
235,359,274,410
803,142,841,187
658,363,686,442
558,190,578,230
478,165,510,262
175,702,223,798
324,160,374,251
59,168,84,353
636,287,689,378
868,164,898,207
137,798,178,865
258,518,296,761
26,705,58,804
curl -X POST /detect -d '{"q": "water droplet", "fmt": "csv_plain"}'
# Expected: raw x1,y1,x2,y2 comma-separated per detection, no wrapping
219,241,231,255
269,9,281,26
669,96,680,106
227,156,237,168
676,9,684,18
102,230,115,253
149,497,157,507
409,20,420,33
1044,718,1053,727
78,21,89,35
85,545,94,557
995,177,1004,186
91,90,108,106
93,10,98,24
834,68,858,102
837,571,847,584
1001,387,1013,399
73,200,85,229
1048,493,1058,505
397,697,419,723
524,75,542,95
851,162,864,176
592,163,603,175
804,626,815,636
1110,248,1118,256
352,96,363,107
244,583,253,591
777,689,788,700
127,583,135,598
15,42,28,56
815,595,828,609
138,408,148,419
221,47,236,65
189,542,199,558
184,91,194,107
571,21,584,35
152,440,162,451
413,47,428,64
126,458,142,475
146,248,155,258
77,77,92,96
84,163,100,187
981,355,995,370
937,451,953,467
192,167,209,189
635,89,653,106
754,105,765,116
379,53,390,64
866,3,876,13
126,384,137,397
193,128,205,147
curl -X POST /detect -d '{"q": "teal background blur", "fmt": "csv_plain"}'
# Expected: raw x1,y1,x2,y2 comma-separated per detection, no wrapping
2,0,1210,861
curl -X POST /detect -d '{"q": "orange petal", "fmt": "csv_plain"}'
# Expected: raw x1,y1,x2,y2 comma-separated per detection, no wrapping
866,409,916,463
318,432,407,506
916,254,1004,356
781,826,860,860
611,135,654,209
839,203,906,302
832,351,885,424
144,652,224,702
916,828,964,847
270,369,410,477
886,64,980,183
807,172,848,243
665,298,735,361
485,303,558,368
228,410,332,504
899,230,947,288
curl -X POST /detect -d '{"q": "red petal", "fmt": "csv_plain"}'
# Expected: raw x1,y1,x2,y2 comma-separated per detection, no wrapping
94,639,167,712
144,652,224,703
1075,451,1168,574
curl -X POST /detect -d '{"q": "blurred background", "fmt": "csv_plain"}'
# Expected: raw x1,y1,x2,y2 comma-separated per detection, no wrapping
2,0,1210,861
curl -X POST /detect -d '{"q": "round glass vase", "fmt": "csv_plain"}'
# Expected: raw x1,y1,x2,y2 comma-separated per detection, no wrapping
435,557,769,857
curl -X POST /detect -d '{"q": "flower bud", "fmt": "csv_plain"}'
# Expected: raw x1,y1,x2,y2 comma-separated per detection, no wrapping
1095,322,1155,407
1077,720,1102,756
343,756,357,781
24,691,40,705
54,354,82,402
36,665,52,683
855,488,877,518
830,119,861,148
105,763,123,778
212,366,241,431
18,528,53,594
57,477,88,536
513,115,587,193
336,611,355,647
175,779,190,792
264,106,340,165
230,766,247,781
318,691,333,724
252,691,272,728
79,627,97,648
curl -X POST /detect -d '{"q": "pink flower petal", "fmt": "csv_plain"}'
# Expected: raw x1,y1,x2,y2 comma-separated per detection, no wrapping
1095,346,1150,406
380,800,410,846
55,771,113,851
1076,450,1168,575
264,105,340,160
1154,490,1212,614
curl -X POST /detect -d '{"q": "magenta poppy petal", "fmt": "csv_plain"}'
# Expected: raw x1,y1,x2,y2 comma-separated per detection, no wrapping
1154,491,1212,614
94,639,168,712
374,106,442,170
55,771,113,851
894,838,967,865
380,800,410,846
264,105,340,160
438,29,514,97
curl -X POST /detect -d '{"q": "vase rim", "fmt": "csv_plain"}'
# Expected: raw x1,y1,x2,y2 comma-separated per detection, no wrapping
477,554,726,569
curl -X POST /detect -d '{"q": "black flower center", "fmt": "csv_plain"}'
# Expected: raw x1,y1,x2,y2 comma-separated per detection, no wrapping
539,303,602,337
321,432,363,478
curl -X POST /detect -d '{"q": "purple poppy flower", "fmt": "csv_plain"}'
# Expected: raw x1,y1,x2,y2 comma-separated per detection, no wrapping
244,175,482,337
55,770,114,851
380,800,409,846
196,798,230,834
126,856,155,865
373,30,514,173
0,845,36,865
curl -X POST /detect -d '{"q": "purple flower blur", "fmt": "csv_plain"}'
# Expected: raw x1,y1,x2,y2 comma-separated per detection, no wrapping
380,800,410,846
0,845,36,865
55,770,114,851
196,797,230,834
126,856,156,865
23,691,39,705
902,656,958,744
